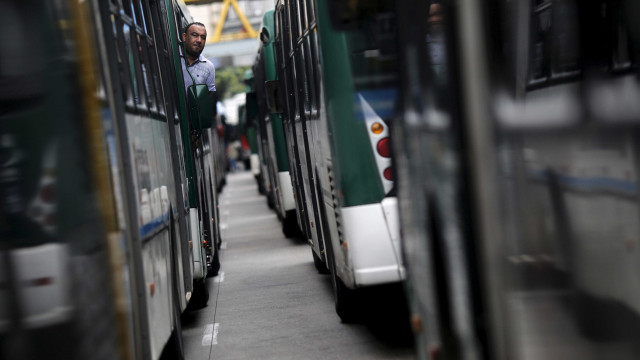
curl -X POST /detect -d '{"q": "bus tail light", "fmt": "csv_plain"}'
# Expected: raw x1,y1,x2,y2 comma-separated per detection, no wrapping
376,137,391,158
383,167,393,181
371,122,384,134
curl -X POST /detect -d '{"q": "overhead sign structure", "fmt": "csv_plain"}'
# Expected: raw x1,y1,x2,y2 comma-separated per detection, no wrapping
185,0,258,43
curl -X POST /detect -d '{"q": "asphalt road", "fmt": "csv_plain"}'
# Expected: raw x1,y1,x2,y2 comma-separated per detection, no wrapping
182,171,415,360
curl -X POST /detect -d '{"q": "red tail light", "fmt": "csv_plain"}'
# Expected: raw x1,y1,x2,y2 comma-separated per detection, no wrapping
383,167,393,181
377,137,391,158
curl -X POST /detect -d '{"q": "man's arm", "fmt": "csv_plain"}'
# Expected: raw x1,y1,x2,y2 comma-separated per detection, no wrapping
206,66,216,92
206,66,217,116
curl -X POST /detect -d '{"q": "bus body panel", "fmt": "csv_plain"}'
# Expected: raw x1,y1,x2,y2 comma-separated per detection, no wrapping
279,172,296,211
255,10,300,231
315,0,386,208
190,209,205,280
141,231,173,360
0,0,226,358
394,0,640,359
2,244,73,329
340,201,404,287
270,0,404,308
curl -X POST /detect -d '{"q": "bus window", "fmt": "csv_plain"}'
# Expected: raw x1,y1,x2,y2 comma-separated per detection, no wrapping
345,10,399,124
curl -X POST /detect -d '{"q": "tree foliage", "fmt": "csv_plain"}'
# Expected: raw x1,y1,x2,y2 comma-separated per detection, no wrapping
215,65,251,100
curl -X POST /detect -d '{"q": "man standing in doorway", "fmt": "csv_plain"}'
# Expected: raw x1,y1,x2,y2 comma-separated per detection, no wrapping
182,22,216,93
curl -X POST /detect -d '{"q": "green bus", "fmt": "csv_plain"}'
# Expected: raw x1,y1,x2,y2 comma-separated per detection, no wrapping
241,72,265,193
253,9,302,237
0,0,222,358
393,0,640,359
272,0,404,321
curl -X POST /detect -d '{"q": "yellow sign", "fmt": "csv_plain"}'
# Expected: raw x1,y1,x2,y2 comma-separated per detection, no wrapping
184,0,222,4
211,0,258,43
184,0,258,43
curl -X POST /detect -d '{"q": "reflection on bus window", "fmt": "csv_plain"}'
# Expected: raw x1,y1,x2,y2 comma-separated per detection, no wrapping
528,0,580,88
427,2,447,110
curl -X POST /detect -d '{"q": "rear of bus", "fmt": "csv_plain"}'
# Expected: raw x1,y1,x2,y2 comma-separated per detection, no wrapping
316,0,404,291
257,10,300,237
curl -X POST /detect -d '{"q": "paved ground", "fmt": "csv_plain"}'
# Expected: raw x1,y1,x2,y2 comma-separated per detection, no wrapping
182,171,415,360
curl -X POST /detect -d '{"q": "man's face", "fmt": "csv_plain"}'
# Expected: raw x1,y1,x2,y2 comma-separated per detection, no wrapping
183,25,207,58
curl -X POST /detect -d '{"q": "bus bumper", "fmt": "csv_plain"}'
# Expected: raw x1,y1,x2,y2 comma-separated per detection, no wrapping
278,171,296,211
341,198,406,287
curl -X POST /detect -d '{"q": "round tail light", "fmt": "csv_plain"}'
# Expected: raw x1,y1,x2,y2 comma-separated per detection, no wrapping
377,137,391,158
383,167,393,181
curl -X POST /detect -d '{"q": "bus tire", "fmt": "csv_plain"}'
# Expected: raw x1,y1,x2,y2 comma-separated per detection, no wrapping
312,247,330,274
282,214,301,239
326,239,358,323
210,249,220,277
267,192,275,209
256,175,265,195
190,279,209,310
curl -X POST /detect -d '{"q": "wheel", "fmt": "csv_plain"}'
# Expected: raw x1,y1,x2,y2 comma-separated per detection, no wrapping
325,239,358,323
282,214,302,239
267,191,275,209
208,248,220,277
189,279,209,310
160,311,185,360
256,175,265,195
312,247,330,274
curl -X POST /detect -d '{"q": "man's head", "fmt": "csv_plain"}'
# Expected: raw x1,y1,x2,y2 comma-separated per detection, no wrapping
182,22,207,59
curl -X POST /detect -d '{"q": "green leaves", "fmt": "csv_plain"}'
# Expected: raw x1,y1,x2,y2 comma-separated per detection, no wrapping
215,65,251,99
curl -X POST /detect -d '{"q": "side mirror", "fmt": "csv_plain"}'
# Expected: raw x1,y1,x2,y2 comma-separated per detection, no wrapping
187,84,214,129
265,80,283,114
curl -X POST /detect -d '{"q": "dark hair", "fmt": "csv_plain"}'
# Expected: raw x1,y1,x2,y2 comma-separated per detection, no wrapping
184,22,205,34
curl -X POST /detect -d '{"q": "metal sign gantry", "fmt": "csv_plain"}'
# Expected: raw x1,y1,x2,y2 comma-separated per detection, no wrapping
184,0,258,43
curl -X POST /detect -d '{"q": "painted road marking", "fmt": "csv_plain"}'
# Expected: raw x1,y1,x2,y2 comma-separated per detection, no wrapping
202,323,220,346
202,324,213,345
220,241,227,249
220,223,228,230
214,271,225,283
213,323,219,345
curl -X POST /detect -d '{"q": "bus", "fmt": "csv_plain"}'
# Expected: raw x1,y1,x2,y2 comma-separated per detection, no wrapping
393,0,640,359
272,0,405,321
240,72,264,193
0,0,222,358
253,10,302,238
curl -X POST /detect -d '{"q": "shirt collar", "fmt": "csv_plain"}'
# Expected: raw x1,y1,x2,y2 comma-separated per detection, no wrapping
180,48,207,65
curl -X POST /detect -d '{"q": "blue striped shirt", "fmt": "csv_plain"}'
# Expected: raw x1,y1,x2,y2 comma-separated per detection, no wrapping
181,54,216,92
